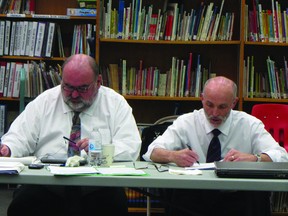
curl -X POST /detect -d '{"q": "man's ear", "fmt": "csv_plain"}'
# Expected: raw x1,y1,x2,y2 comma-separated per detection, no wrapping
97,74,102,85
231,97,239,109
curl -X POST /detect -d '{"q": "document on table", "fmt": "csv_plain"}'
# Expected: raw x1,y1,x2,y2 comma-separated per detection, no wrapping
0,156,37,165
96,167,146,176
47,166,99,175
185,162,215,170
47,166,147,176
0,162,25,174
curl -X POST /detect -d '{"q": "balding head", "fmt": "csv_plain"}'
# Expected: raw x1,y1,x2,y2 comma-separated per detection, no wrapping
201,76,238,127
203,76,237,100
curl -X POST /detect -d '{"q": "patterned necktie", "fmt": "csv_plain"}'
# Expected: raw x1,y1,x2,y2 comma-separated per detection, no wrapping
206,129,221,163
68,112,81,157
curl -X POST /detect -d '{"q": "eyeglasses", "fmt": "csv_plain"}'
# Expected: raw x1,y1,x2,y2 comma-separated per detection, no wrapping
133,162,148,170
151,163,169,172
133,162,169,172
62,82,95,93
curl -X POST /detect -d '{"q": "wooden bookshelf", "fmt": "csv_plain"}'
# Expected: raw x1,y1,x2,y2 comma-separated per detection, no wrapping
96,0,241,123
94,0,288,123
0,0,288,213
0,0,96,121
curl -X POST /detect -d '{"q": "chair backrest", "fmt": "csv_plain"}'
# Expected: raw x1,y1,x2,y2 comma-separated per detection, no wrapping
154,115,180,124
140,115,179,161
251,104,288,152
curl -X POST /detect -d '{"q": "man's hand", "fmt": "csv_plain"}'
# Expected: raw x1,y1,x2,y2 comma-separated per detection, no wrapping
151,148,199,167
76,138,89,153
172,148,199,167
0,144,11,157
223,149,272,162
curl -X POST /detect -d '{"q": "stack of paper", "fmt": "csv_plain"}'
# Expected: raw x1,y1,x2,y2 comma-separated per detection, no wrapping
0,162,25,174
47,166,146,176
0,156,37,165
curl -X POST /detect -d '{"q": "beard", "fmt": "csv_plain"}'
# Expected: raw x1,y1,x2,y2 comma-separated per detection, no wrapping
205,110,230,127
63,92,97,112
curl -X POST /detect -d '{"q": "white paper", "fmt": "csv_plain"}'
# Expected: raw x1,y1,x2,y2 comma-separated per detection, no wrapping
47,166,146,176
96,167,146,175
0,162,25,173
47,166,99,175
185,162,215,170
169,168,202,175
0,156,37,165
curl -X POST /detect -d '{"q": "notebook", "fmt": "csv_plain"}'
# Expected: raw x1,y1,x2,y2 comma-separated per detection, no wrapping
214,162,288,179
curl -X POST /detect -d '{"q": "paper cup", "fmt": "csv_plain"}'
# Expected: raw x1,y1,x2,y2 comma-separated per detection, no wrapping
102,144,115,166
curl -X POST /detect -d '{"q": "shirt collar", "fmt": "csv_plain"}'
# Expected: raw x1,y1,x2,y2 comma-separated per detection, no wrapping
202,109,233,136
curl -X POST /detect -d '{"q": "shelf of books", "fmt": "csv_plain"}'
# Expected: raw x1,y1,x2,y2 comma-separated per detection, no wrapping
96,0,240,123
0,0,96,130
242,0,288,112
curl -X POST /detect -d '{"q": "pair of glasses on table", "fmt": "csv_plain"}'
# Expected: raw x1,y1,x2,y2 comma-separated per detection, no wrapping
133,162,169,172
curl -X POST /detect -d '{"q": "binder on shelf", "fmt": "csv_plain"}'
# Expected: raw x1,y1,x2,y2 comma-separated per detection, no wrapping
0,62,6,97
44,22,56,58
34,22,46,57
4,20,11,55
29,21,38,57
9,21,16,56
0,104,6,137
0,21,5,56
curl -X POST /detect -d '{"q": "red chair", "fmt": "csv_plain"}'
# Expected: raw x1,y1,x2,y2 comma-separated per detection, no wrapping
251,103,288,152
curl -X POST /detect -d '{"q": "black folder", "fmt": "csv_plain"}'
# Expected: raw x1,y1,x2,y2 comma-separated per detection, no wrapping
215,162,288,179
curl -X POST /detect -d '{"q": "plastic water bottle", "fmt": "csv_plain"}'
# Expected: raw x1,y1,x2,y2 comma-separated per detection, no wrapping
88,129,102,166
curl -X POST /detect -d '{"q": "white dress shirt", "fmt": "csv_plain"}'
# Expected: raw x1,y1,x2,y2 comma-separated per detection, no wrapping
2,85,141,161
143,109,288,162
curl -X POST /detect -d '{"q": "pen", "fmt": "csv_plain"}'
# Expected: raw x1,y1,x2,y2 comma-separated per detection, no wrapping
187,145,200,165
63,136,76,145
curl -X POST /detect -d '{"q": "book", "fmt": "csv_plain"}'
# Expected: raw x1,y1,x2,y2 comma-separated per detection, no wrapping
28,21,38,57
77,0,96,9
185,52,193,97
6,61,16,97
44,22,56,57
9,21,16,56
0,21,4,56
0,62,5,97
0,104,6,136
13,21,22,56
11,62,22,98
117,0,125,39
108,64,120,93
4,20,11,55
66,8,96,17
3,62,10,97
211,0,225,41
122,59,127,95
200,2,214,41
20,21,29,56
34,22,46,57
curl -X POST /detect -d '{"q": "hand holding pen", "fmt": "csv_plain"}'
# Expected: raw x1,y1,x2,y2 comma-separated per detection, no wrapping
186,145,200,165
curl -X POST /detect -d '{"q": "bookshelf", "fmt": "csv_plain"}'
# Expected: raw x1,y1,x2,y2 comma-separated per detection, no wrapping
95,0,288,124
0,0,287,214
96,0,242,123
0,0,96,127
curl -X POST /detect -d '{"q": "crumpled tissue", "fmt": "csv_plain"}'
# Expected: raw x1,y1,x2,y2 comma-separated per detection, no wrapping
65,155,85,167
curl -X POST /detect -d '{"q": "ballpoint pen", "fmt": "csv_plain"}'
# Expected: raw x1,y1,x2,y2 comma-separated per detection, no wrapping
186,145,200,165
63,136,77,145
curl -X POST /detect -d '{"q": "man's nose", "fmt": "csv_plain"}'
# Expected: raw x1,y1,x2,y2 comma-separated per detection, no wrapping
71,89,80,98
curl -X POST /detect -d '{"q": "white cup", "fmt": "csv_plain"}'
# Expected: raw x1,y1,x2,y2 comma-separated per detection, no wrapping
101,144,115,166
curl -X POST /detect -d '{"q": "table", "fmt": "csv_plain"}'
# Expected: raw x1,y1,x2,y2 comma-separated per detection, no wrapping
0,162,287,192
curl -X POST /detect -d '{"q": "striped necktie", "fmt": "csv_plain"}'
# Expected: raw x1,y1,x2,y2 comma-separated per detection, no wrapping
68,112,81,157
206,129,221,163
